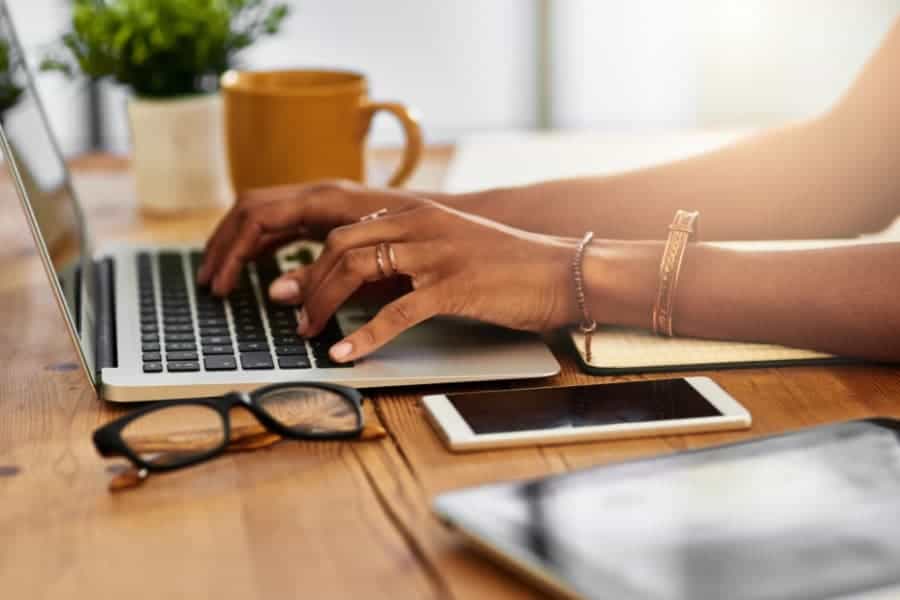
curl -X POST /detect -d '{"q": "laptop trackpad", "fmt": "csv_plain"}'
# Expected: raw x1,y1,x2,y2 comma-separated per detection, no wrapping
336,307,550,365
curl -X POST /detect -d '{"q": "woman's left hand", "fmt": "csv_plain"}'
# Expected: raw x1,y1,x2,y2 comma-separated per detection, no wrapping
281,202,579,363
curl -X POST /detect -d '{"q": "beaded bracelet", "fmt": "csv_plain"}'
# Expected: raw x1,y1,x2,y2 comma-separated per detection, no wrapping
573,232,597,361
651,210,700,337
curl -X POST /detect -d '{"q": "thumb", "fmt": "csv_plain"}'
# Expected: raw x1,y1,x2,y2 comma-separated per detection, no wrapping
268,267,307,304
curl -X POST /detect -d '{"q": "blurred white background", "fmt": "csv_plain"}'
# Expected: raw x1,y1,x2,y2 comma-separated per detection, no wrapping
8,0,900,153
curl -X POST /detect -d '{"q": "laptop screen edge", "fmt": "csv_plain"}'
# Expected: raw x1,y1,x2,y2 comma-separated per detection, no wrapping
0,1,98,389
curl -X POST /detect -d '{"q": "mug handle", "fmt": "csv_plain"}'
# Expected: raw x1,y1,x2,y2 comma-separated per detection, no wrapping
359,101,424,187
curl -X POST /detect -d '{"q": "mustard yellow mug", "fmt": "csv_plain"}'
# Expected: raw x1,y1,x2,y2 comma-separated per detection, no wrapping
221,69,423,193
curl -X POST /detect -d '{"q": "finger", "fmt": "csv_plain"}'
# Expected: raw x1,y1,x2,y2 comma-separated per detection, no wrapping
211,215,266,296
328,288,443,363
199,207,243,285
202,184,333,288
199,189,283,284
269,267,307,304
300,243,435,337
302,210,421,305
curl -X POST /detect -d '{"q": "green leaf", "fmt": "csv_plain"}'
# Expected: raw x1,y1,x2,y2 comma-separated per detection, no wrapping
41,0,294,96
39,58,73,76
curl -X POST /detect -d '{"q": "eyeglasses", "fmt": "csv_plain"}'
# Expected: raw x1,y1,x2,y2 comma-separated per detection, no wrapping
93,382,382,491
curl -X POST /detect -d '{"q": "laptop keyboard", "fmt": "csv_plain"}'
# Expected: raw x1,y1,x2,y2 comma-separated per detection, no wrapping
137,251,352,374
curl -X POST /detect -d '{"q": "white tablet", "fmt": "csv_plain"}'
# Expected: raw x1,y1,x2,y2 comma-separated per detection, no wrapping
423,377,751,452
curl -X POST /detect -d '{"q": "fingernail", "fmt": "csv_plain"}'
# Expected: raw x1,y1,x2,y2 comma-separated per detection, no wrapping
270,278,301,301
296,309,309,335
330,341,353,361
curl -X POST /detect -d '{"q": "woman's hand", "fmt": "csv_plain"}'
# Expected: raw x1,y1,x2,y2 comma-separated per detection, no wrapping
198,179,432,295
287,202,579,363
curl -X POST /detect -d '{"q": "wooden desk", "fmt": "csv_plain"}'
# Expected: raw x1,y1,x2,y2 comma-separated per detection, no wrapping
2,148,899,600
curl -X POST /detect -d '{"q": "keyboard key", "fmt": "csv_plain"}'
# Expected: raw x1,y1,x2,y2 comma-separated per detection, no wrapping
163,315,192,324
276,345,308,356
140,314,157,325
165,333,195,342
164,324,194,333
166,341,196,352
199,327,229,336
201,335,231,346
167,361,200,372
241,352,274,370
203,344,234,355
231,307,257,319
143,362,163,373
238,341,268,352
167,351,199,361
198,317,227,328
279,356,311,369
272,335,302,346
143,352,162,362
270,326,299,338
205,356,237,371
142,342,160,352
267,311,295,322
237,332,266,342
196,301,225,310
269,317,298,330
140,323,158,333
142,333,159,342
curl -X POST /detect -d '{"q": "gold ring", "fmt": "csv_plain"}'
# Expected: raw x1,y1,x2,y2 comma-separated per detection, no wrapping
376,243,396,278
360,208,388,223
375,244,388,279
386,244,398,274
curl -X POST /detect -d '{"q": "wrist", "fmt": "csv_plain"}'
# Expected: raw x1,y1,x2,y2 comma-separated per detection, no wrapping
582,240,662,329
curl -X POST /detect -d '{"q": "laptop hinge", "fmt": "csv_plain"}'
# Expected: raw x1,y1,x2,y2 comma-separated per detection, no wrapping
94,257,117,377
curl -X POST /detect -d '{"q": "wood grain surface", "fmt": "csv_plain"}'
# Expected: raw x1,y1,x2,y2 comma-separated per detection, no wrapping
1,147,899,600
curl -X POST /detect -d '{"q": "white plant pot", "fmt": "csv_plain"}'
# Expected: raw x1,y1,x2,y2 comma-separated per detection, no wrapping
128,93,231,214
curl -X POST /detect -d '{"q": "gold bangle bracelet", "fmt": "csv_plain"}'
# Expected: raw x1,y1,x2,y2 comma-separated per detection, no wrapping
573,232,597,361
651,210,700,337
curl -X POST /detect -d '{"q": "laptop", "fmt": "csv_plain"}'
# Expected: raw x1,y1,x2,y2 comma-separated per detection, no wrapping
0,8,559,402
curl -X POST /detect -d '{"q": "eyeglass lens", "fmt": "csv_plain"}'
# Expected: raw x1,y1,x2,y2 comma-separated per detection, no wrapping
254,386,360,434
120,404,226,467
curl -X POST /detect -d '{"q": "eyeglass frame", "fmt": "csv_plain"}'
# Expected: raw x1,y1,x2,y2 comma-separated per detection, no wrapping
93,381,366,474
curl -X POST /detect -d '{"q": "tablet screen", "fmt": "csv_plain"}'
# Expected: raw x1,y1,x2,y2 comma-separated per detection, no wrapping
435,420,900,600
447,380,722,435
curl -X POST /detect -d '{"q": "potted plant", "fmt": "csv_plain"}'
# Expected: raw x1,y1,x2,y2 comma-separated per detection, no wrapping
44,0,290,214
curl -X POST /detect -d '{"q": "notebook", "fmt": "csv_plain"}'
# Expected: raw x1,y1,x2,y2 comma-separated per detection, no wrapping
570,326,837,374
445,131,900,374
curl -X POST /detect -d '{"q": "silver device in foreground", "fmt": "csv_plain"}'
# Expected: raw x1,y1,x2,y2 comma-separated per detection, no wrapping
0,5,559,402
434,419,900,600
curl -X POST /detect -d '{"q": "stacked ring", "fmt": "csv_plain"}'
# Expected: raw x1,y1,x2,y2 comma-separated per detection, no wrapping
360,208,388,222
375,243,397,279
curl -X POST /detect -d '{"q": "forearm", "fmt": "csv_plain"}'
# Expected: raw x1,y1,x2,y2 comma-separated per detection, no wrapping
583,241,900,362
452,118,900,241
447,21,900,240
